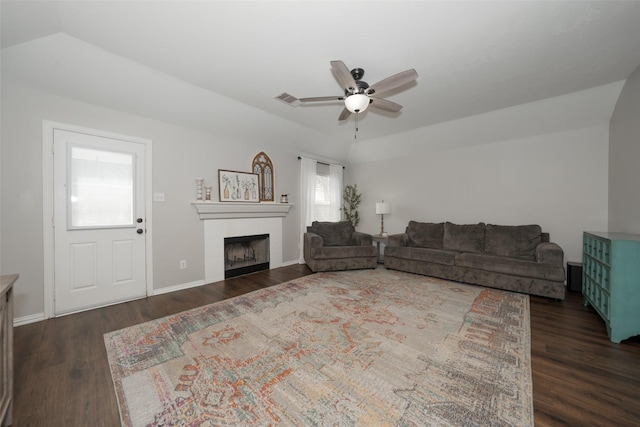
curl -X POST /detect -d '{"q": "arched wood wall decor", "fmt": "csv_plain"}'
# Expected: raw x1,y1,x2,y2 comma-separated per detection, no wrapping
252,152,274,202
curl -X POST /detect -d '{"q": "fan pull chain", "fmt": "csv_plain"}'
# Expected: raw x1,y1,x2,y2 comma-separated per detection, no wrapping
354,113,359,139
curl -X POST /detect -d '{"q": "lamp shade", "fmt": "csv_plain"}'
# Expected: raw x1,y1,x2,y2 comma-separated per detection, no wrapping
376,202,391,215
344,93,370,113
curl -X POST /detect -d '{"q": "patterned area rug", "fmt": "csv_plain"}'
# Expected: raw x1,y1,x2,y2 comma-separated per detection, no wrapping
104,269,532,426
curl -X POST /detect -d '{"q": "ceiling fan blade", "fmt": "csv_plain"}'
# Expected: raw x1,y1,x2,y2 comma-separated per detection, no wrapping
338,107,352,121
367,69,418,95
331,60,357,92
299,96,344,103
370,97,403,113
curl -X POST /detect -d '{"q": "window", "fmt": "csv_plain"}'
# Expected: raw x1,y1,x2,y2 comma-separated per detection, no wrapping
313,163,342,222
314,171,331,221
68,146,134,228
299,157,343,262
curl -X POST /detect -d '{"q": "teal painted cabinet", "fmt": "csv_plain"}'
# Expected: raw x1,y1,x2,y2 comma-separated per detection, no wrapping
582,232,640,343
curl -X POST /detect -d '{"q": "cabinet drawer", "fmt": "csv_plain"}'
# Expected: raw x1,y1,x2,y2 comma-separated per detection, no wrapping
584,256,594,280
583,277,593,300
583,277,610,320
594,287,610,319
583,234,611,265
593,259,610,291
583,256,611,292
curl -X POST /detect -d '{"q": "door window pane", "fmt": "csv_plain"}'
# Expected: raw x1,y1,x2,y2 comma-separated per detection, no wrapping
69,146,134,228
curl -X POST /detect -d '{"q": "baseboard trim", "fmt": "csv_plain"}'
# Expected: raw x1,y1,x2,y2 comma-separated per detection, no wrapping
152,279,206,296
281,259,301,267
14,312,46,327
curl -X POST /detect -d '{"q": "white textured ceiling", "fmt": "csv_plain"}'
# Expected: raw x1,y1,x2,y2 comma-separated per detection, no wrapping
2,1,640,160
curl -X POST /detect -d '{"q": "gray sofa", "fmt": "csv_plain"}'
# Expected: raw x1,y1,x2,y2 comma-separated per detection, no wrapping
304,221,378,272
384,221,566,299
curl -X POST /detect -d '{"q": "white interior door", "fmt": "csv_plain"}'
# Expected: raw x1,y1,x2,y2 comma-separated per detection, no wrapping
53,129,147,315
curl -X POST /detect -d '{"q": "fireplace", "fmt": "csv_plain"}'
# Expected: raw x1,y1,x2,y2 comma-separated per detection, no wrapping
224,234,270,279
193,203,291,283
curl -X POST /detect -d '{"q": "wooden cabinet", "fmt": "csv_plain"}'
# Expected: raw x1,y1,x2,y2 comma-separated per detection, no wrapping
0,274,16,426
583,232,640,343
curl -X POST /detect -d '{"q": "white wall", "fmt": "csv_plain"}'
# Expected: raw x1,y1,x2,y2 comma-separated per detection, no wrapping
609,63,640,233
0,81,303,320
346,84,624,264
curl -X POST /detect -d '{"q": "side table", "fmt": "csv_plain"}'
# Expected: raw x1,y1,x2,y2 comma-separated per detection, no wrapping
372,234,388,264
566,261,583,292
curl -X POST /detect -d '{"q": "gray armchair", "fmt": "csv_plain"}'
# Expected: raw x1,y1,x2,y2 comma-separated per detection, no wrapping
304,221,378,272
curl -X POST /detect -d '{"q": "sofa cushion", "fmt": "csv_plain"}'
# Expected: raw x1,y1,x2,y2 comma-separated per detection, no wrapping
407,221,444,249
309,221,355,246
443,222,485,253
484,224,542,261
385,246,458,265
455,252,565,281
311,245,377,260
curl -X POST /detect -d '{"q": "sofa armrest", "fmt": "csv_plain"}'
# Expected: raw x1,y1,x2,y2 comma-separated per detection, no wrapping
353,231,373,246
304,232,324,266
536,242,564,265
387,233,409,247
305,232,323,248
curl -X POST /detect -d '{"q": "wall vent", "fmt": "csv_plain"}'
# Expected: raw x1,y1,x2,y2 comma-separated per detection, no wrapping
274,92,301,107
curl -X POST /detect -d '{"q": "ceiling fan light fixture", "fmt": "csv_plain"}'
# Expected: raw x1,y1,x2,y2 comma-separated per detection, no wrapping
344,93,370,113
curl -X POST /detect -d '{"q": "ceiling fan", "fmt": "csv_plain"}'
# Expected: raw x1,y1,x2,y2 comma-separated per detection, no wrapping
298,60,418,121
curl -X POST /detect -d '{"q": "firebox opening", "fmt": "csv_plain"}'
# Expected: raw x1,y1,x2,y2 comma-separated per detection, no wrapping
224,234,270,279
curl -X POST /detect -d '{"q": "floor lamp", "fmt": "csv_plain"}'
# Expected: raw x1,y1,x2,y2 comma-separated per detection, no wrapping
376,201,391,237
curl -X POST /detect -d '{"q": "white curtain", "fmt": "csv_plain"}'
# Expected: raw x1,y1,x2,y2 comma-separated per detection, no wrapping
329,164,343,222
299,158,317,263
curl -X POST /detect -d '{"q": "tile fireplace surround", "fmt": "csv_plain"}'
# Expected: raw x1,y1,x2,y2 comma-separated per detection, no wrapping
192,202,292,283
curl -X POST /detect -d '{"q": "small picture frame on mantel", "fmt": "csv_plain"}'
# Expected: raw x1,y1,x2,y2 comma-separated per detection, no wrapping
218,170,260,203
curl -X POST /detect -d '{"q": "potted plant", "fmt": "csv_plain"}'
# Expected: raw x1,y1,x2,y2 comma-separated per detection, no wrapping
342,184,361,226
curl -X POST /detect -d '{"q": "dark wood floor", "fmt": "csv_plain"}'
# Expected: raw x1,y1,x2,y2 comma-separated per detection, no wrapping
12,265,640,426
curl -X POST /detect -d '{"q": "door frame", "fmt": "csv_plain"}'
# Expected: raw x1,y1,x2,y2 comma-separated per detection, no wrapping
42,120,153,318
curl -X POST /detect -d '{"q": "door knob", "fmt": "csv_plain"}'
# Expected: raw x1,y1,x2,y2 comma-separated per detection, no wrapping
137,228,144,234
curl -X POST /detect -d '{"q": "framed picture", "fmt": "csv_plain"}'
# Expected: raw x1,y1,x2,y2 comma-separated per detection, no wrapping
218,170,260,203
252,151,274,201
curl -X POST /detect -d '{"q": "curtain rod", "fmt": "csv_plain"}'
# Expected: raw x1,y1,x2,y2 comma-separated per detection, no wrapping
297,156,345,169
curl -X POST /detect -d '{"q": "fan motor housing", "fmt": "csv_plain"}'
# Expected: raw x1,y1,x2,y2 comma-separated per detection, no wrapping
345,79,370,96
350,68,365,80
342,68,370,95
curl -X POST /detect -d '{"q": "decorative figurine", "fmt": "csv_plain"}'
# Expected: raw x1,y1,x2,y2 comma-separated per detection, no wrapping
196,178,204,201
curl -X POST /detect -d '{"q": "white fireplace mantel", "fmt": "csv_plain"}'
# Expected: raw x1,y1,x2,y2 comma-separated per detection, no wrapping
192,202,293,282
191,202,292,220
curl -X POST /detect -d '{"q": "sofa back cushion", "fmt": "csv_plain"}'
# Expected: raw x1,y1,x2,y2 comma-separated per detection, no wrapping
484,224,542,261
407,221,444,249
308,221,355,246
443,222,485,253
